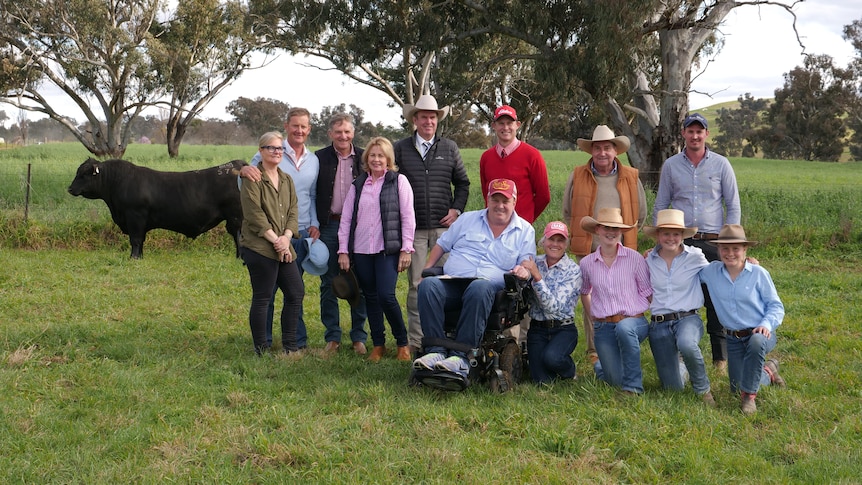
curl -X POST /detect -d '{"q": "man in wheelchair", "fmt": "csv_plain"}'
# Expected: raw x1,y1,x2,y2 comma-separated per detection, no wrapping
412,178,536,391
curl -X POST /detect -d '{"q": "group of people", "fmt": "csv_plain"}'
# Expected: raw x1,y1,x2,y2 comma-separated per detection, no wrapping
236,98,786,414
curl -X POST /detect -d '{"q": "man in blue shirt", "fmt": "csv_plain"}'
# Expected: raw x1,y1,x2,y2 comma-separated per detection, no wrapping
413,179,535,379
653,113,741,370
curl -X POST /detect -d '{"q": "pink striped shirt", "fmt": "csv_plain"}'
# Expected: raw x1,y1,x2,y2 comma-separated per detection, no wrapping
579,243,652,320
337,171,415,255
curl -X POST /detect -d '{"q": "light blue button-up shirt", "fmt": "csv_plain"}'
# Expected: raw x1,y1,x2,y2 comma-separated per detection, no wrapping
438,209,536,286
653,149,740,234
699,261,784,332
647,244,709,315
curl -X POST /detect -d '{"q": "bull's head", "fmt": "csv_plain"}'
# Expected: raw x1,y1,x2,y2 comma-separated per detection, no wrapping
67,158,103,198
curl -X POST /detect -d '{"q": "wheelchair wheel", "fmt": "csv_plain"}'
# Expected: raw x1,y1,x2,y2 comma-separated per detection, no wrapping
489,341,522,393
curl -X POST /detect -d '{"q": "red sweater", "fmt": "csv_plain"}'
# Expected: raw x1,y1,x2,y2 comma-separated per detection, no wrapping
479,142,550,223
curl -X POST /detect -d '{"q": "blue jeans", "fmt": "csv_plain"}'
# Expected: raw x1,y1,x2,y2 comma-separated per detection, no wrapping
266,229,308,347
418,277,502,356
241,247,304,352
527,323,578,384
593,316,648,393
352,252,407,347
648,314,711,394
727,330,776,394
318,220,367,344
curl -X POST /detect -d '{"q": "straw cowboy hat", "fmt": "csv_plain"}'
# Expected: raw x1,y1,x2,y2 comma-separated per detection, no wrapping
707,224,759,246
576,125,631,154
580,207,635,235
403,94,450,121
332,268,361,307
643,209,698,239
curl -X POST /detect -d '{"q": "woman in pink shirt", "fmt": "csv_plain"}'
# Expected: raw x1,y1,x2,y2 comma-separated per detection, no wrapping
338,137,416,362
579,208,652,394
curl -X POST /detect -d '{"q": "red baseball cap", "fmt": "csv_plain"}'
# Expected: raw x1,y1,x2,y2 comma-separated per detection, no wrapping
487,178,517,199
493,105,518,121
543,221,569,240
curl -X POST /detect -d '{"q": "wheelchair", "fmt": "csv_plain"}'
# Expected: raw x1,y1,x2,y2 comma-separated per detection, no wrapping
410,268,530,393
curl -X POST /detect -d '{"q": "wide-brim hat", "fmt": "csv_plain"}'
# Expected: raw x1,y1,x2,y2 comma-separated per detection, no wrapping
403,94,449,121
643,209,698,239
332,268,361,307
580,207,635,235
707,224,758,246
576,125,630,154
301,238,330,276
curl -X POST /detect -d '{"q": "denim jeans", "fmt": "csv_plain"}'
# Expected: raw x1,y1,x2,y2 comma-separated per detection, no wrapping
352,252,407,348
727,330,776,394
241,247,304,352
265,229,308,347
593,316,648,393
318,220,367,344
648,314,711,394
527,324,579,384
418,277,502,355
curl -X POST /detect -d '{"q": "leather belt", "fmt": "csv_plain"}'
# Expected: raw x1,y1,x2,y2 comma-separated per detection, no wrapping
651,310,698,323
597,313,644,324
725,328,754,338
689,232,719,240
531,318,574,329
330,214,341,220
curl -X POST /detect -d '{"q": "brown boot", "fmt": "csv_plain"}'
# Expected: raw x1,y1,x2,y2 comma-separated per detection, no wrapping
396,346,411,361
369,346,386,363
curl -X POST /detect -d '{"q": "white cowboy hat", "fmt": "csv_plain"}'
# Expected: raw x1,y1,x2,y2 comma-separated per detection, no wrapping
576,125,631,154
643,209,698,239
580,207,635,235
403,94,450,121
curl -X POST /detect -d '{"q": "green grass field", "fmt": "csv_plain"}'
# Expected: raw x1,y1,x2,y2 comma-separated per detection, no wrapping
1,143,861,482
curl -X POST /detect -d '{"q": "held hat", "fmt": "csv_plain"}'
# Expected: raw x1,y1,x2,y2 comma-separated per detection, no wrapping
580,207,635,235
643,209,698,239
542,221,570,241
707,224,758,246
683,112,708,129
332,268,361,307
487,178,517,199
576,125,630,154
493,105,518,121
301,238,330,276
403,94,450,121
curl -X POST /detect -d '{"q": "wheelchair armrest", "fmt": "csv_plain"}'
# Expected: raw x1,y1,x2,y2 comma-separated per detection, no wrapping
504,272,530,293
421,266,445,278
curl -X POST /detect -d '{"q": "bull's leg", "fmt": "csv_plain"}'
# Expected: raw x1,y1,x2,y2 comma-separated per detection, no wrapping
129,232,146,259
226,216,242,258
125,215,147,259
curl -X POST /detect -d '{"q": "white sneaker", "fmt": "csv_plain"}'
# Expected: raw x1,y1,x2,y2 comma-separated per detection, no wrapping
434,355,469,378
413,352,446,371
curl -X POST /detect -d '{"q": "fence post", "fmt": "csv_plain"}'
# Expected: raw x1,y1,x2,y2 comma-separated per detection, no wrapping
24,163,32,222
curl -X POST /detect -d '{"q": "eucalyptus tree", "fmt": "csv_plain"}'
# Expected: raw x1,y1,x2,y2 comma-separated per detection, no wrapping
1,0,162,157
0,0,270,158
148,0,270,157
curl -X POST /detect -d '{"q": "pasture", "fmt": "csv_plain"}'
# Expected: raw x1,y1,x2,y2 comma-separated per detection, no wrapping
1,143,861,483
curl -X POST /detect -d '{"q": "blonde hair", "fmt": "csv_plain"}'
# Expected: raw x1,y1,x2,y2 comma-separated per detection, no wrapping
258,131,283,148
361,137,398,173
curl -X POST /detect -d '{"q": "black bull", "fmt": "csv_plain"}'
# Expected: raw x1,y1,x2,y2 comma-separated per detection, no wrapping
68,158,245,259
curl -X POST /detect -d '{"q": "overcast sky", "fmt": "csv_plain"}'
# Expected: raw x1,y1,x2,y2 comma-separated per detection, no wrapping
4,0,859,128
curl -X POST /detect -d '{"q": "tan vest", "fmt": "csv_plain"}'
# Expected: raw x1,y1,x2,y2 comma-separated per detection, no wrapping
568,161,640,256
